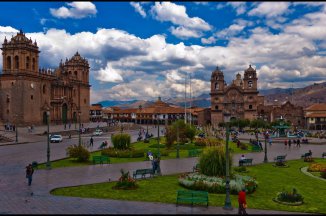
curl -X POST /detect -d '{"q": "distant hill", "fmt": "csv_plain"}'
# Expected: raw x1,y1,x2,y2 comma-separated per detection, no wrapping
97,82,326,109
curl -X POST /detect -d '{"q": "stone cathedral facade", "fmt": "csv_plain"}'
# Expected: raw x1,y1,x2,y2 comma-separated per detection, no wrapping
210,65,264,124
0,30,90,126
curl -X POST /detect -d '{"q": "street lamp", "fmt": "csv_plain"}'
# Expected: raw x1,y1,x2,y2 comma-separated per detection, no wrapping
46,109,51,170
176,115,180,159
264,132,269,163
156,113,161,175
14,114,18,143
223,116,232,210
78,110,81,147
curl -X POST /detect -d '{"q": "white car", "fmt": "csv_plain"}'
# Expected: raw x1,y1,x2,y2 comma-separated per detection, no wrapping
50,134,63,143
93,129,103,136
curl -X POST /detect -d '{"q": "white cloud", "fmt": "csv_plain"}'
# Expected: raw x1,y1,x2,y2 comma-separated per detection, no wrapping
248,2,291,18
227,2,247,15
130,2,146,18
96,63,124,83
0,26,18,33
201,36,217,44
150,2,211,39
50,1,97,19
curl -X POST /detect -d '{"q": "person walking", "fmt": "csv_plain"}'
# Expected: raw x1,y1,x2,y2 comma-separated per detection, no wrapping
284,140,287,149
25,164,34,186
90,136,94,147
288,139,291,148
297,138,300,147
238,188,247,215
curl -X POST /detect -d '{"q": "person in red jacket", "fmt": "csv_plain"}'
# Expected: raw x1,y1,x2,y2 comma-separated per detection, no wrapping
238,188,247,215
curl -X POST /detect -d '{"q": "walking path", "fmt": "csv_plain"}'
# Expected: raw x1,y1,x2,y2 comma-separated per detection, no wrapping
0,123,324,214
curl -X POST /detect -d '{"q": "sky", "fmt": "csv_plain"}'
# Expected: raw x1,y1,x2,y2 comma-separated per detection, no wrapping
0,1,326,104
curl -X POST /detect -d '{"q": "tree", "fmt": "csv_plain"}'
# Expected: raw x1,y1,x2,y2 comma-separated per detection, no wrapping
165,120,196,148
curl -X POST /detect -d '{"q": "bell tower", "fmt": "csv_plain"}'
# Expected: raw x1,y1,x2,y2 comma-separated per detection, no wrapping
1,30,40,74
243,65,258,91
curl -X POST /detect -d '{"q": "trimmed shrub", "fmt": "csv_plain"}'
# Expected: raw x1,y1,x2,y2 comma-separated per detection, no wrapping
199,146,232,177
113,169,138,190
276,188,304,203
111,133,131,150
102,147,144,158
66,144,90,162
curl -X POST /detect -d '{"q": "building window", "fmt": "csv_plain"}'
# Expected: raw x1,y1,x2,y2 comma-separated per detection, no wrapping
7,109,9,114
249,105,252,109
43,84,46,94
31,95,34,100
215,97,218,102
215,105,218,110
84,98,86,104
7,56,11,70
26,56,30,69
248,81,253,88
215,82,219,90
249,96,253,99
32,58,35,70
74,71,78,76
11,82,14,86
6,95,10,103
14,56,19,69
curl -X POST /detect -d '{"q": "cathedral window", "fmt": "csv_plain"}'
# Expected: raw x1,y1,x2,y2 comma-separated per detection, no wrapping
6,95,10,103
74,71,77,76
31,95,34,100
248,81,253,88
43,85,46,94
215,105,218,110
249,105,253,109
14,56,19,69
84,98,86,104
215,83,219,90
32,58,35,70
26,56,30,69
6,56,11,70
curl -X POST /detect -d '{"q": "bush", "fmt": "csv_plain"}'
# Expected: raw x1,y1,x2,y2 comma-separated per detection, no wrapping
321,169,326,179
194,138,206,147
240,143,248,150
113,169,138,190
277,188,304,203
111,133,131,150
234,166,247,172
102,147,144,158
66,144,90,162
199,146,232,177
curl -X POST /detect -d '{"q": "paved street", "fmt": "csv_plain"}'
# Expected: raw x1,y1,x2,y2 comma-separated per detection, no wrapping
0,123,324,214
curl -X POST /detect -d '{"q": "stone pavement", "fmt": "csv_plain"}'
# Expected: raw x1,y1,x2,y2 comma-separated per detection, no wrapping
0,123,325,214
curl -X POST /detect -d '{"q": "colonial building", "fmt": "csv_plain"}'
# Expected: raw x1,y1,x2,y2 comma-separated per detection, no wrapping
257,101,304,127
90,104,103,122
103,97,204,125
210,65,264,124
0,30,90,126
304,103,326,130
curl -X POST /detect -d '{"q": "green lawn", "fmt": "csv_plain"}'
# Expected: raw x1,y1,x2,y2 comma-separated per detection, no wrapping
51,159,326,214
37,138,251,169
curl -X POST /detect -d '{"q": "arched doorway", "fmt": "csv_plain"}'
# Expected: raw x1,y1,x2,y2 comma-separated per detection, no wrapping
43,111,47,125
230,116,237,121
62,103,68,124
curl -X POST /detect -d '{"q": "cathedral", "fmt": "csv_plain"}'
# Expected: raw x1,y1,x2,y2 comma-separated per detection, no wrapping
0,30,90,126
210,65,264,124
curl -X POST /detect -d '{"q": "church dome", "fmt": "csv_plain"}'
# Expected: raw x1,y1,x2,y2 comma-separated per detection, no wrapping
245,64,256,72
211,66,223,77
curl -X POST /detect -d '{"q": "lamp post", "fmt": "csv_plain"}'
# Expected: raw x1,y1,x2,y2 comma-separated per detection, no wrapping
46,109,51,170
78,111,81,147
223,117,232,210
14,114,18,143
156,113,161,175
176,115,180,158
264,132,268,163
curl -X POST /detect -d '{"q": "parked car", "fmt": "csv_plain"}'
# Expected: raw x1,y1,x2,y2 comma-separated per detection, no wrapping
93,129,103,136
50,134,63,143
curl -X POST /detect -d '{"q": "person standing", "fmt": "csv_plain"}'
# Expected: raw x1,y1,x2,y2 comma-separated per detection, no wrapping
238,188,247,215
90,136,94,147
284,140,287,149
288,139,291,148
25,164,34,186
297,138,300,147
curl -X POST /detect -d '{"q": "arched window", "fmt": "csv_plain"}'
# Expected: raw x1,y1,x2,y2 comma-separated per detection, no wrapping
214,82,219,90
14,56,19,69
6,56,11,70
32,58,35,70
31,95,34,100
249,105,253,109
84,98,87,104
215,105,219,110
69,71,72,75
26,56,30,69
248,81,253,88
43,84,46,94
74,71,77,76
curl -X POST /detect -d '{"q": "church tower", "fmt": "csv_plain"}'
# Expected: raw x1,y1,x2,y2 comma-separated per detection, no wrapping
210,66,225,124
243,65,258,91
1,30,40,74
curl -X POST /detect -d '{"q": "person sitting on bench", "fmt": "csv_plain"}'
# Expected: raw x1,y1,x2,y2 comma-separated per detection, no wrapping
239,155,246,166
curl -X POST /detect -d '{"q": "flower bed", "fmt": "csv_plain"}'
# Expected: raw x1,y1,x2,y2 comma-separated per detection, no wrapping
178,173,258,194
273,188,304,206
307,163,326,172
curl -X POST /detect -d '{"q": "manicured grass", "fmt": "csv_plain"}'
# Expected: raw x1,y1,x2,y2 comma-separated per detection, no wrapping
51,158,326,214
38,138,250,169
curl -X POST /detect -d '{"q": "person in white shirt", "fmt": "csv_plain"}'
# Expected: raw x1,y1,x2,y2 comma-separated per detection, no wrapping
239,155,246,166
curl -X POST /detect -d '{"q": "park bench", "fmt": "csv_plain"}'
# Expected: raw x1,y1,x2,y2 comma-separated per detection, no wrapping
176,190,208,207
239,158,253,166
193,163,200,172
92,155,111,164
132,168,153,179
322,152,326,158
251,145,261,152
31,161,38,169
301,152,312,159
188,149,201,157
274,155,287,163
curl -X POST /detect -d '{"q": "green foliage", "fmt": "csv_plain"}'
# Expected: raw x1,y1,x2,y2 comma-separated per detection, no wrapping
165,120,196,148
111,133,131,150
114,169,138,189
250,119,269,129
239,143,248,150
194,138,206,147
101,147,144,158
277,188,304,203
66,144,90,162
199,146,232,177
321,169,326,179
230,118,251,129
234,166,247,172
271,119,291,127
